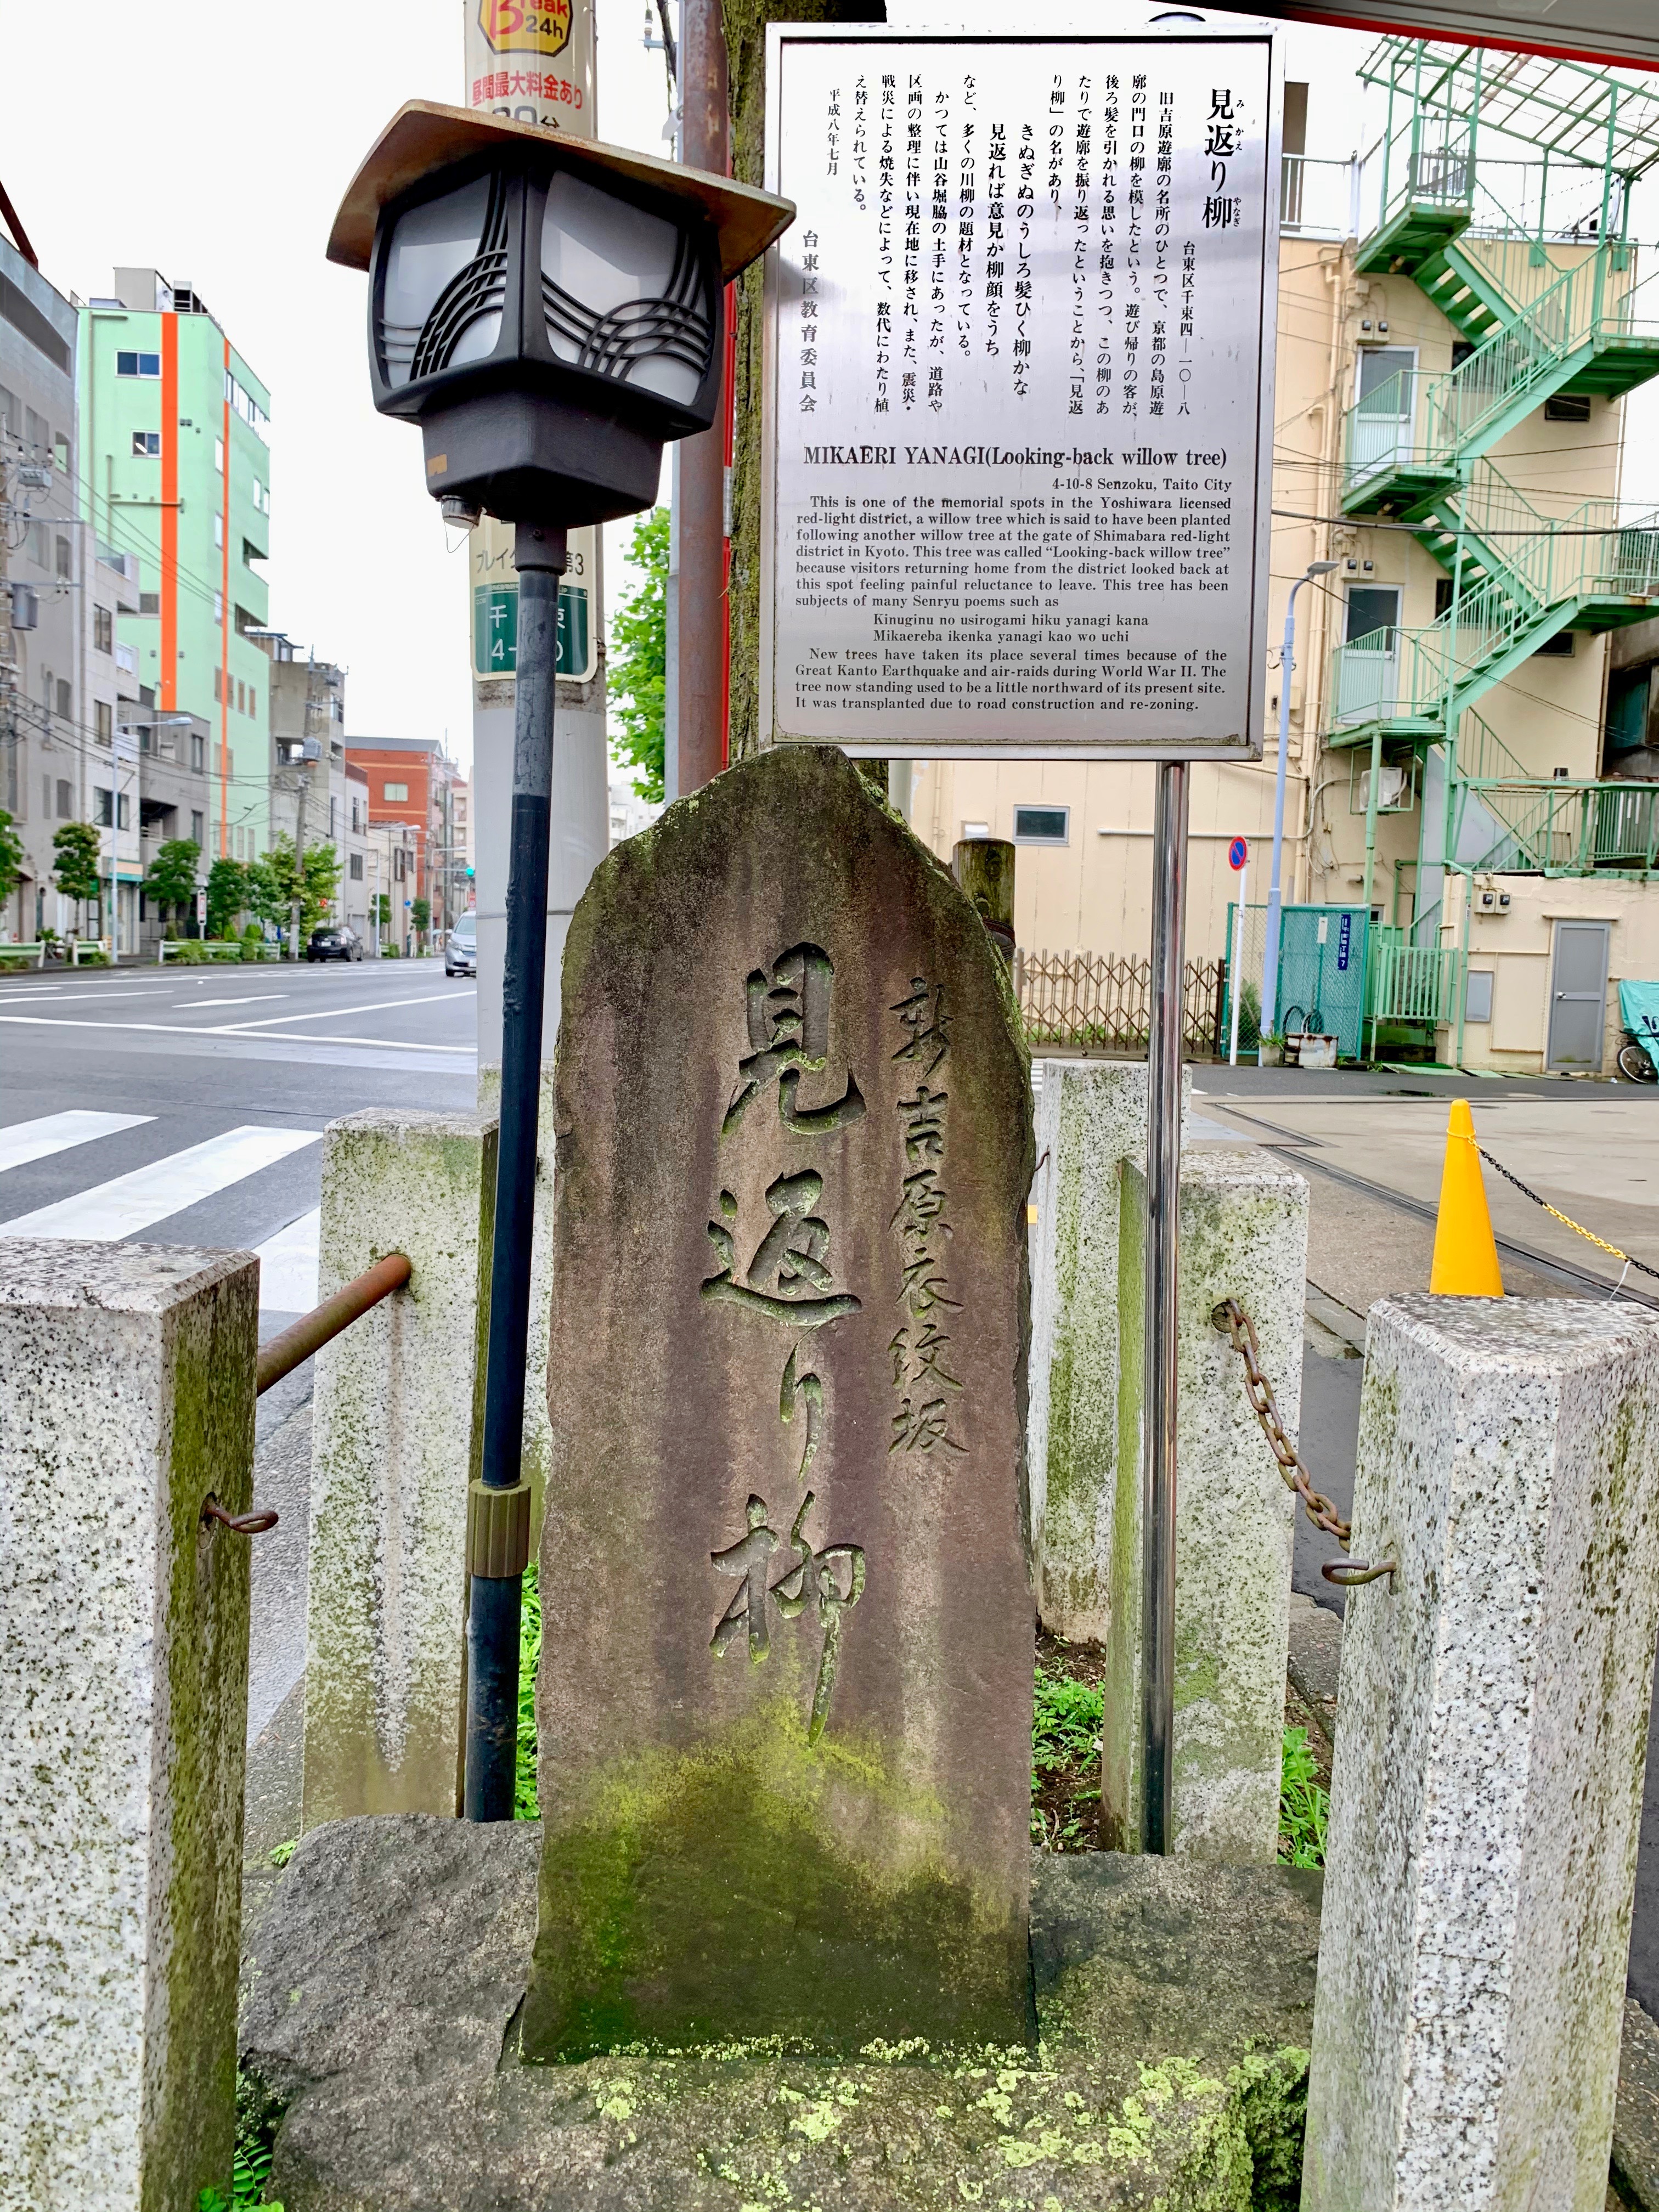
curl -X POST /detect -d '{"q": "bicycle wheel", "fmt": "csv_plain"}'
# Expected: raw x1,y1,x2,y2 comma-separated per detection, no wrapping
1281,1005,1307,1040
1618,1041,1658,1084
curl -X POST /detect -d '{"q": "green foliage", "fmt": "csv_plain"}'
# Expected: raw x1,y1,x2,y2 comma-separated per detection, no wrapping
196,2067,289,2209
1233,978,1262,1050
0,808,22,907
145,836,202,932
371,891,391,927
1031,1660,1104,1850
52,819,103,910
245,835,338,939
169,940,208,964
206,855,249,938
516,1560,541,1820
382,941,400,958
1278,1727,1328,1869
410,895,431,932
608,505,667,804
269,1838,297,1869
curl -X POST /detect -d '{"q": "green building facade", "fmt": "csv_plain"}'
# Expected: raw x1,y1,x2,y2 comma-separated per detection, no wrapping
79,269,272,865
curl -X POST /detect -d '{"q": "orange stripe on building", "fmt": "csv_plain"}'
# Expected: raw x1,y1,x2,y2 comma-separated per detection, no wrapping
222,338,232,857
160,315,178,711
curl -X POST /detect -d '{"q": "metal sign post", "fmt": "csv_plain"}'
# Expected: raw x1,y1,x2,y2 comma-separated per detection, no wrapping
1228,837,1249,1067
760,18,1281,1850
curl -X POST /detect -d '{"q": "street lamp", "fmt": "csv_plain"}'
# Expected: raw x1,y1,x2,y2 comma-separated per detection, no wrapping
1261,561,1339,1042
329,102,794,1821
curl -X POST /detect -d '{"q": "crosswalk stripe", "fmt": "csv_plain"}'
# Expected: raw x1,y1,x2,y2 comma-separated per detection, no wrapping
0,1125,321,1242
252,1207,320,1313
0,1110,154,1173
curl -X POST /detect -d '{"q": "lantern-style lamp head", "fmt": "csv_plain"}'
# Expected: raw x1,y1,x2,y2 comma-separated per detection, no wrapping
329,103,795,526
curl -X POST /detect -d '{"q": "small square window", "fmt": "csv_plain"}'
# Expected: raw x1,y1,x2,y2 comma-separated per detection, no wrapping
384,781,409,803
1534,629,1575,658
1544,393,1592,423
132,431,161,457
139,591,160,616
116,351,161,378
1013,804,1069,844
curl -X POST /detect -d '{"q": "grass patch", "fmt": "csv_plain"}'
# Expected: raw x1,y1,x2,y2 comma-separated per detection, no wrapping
1031,1633,1105,1851
515,1559,541,1820
1278,1726,1329,1869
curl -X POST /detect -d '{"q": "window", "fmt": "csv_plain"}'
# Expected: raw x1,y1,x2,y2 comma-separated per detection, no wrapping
56,778,72,819
54,432,69,471
95,700,113,744
139,591,160,616
213,667,222,702
1013,804,1070,844
26,406,47,454
190,733,205,772
212,514,223,550
235,679,244,713
247,684,256,719
242,539,265,567
224,370,269,437
94,605,114,653
1465,970,1495,1024
1545,393,1592,423
191,810,205,845
116,351,161,377
0,385,15,437
132,431,161,457
384,781,409,802
1534,628,1576,658
253,479,270,515
329,797,338,839
55,536,71,580
212,591,223,625
56,678,71,721
94,787,114,826
349,852,364,881
214,438,224,472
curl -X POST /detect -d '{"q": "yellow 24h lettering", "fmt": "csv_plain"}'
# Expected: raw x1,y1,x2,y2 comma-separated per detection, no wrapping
479,0,571,54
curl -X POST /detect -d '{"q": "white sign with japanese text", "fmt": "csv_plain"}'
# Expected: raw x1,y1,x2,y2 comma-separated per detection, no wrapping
760,27,1280,760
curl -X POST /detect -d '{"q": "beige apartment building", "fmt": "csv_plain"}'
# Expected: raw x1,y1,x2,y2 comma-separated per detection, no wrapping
910,40,1659,1074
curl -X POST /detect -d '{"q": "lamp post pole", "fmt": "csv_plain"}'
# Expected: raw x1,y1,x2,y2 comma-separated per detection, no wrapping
1261,562,1337,1039
464,518,567,1821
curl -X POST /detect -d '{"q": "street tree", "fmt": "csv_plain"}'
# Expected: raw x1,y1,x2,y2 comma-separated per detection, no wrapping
52,821,103,939
608,504,667,804
247,834,338,943
144,838,202,938
0,809,22,915
206,856,249,938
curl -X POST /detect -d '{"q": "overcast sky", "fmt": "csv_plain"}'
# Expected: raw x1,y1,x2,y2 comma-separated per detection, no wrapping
5,4,1648,773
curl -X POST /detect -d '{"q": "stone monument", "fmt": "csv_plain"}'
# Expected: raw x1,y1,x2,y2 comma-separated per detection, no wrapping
520,744,1035,2058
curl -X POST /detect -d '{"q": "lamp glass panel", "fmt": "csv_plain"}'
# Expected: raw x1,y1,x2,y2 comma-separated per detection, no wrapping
540,172,706,406
383,175,497,388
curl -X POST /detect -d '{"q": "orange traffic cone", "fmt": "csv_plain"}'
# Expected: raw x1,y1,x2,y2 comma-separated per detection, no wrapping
1429,1099,1504,1296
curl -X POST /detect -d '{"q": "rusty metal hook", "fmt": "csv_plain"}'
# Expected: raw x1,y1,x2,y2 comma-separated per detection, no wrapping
202,1498,279,1536
1322,1556,1396,1587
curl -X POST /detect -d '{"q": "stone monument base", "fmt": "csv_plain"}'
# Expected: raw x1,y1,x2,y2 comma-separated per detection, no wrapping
241,1818,1319,2210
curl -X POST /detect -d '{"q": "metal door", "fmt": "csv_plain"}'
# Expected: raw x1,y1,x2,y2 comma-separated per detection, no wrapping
1336,585,1401,724
1546,919,1610,1071
1351,346,1417,482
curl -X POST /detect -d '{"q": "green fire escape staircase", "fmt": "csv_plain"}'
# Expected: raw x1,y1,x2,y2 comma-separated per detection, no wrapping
1328,45,1659,749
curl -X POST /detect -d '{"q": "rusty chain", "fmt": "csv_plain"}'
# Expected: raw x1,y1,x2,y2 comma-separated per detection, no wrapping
1211,1298,1395,1589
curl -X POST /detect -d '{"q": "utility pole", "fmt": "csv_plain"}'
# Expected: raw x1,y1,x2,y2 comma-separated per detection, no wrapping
676,0,729,794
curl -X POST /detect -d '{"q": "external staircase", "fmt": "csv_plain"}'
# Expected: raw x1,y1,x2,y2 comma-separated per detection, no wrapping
1327,40,1659,756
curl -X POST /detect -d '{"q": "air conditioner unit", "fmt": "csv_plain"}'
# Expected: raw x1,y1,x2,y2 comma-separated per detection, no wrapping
1361,763,1409,812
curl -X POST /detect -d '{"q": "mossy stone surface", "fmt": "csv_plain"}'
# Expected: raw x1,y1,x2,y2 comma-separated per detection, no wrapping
526,745,1034,2057
242,1818,1319,2211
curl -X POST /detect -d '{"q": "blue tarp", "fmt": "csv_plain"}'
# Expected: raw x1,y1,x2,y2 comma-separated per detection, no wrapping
1619,980,1659,1071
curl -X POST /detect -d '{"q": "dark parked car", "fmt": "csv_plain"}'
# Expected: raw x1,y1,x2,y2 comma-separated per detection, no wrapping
446,913,477,978
307,925,364,963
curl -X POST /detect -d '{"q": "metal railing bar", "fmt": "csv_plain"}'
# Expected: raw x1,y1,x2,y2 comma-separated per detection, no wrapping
255,1251,413,1396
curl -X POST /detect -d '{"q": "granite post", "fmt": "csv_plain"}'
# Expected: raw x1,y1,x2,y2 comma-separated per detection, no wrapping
0,1240,258,2210
522,744,1035,2058
302,1109,496,1827
1026,1059,1189,1641
1302,1296,1659,2212
1103,1144,1307,1860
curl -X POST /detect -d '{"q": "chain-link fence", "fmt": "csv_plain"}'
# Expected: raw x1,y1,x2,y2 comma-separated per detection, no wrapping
1221,903,1374,1060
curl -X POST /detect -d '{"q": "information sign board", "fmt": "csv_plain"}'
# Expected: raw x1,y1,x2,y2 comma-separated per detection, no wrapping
470,521,598,684
760,26,1279,760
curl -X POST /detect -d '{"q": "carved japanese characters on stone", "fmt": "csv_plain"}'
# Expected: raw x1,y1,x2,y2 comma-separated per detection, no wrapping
889,982,964,1459
723,942,868,1138
710,1489,865,1742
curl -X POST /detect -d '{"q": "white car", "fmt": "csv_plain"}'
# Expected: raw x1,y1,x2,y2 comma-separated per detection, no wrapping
446,913,477,978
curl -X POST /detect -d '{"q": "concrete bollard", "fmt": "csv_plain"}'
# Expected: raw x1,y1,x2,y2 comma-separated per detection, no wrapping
0,1240,258,2210
302,1109,496,1827
1026,1059,1189,1640
1102,1143,1308,1861
1302,1296,1659,2212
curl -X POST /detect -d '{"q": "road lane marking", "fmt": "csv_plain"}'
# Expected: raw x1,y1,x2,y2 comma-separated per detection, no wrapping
0,1125,321,1240
218,1032,477,1053
1,986,172,1002
212,990,475,1031
177,994,289,1008
253,1206,320,1312
0,1110,155,1174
